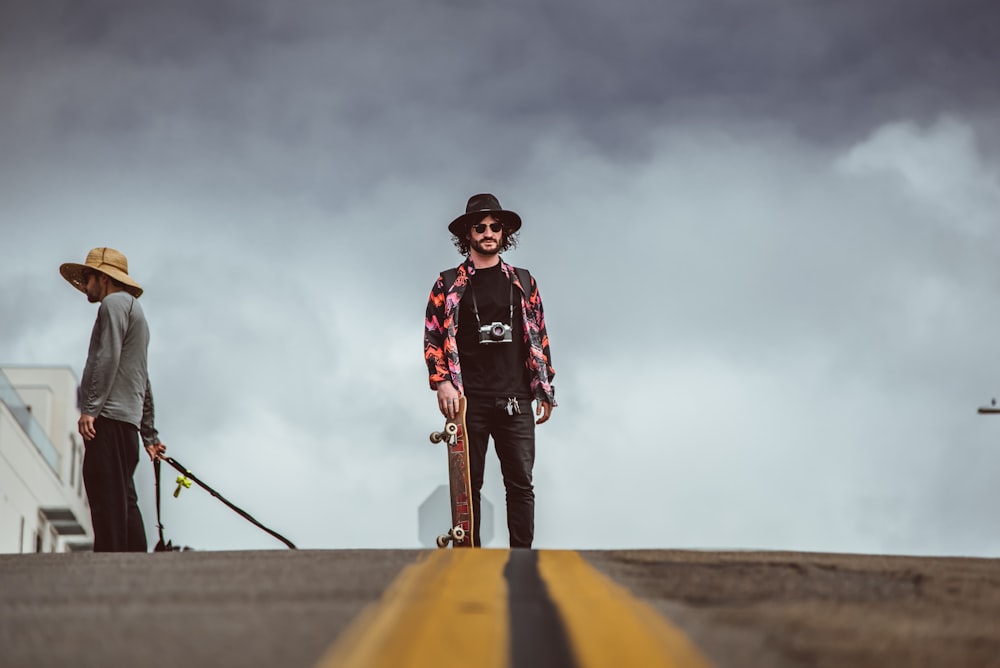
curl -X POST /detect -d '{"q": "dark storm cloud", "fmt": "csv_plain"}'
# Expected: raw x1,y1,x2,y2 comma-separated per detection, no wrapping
3,0,999,167
537,0,1000,143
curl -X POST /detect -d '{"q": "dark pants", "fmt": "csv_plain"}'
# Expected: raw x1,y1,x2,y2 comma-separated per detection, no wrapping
466,396,536,548
82,417,148,553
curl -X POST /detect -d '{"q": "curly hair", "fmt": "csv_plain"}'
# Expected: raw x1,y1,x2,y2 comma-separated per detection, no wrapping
451,215,520,255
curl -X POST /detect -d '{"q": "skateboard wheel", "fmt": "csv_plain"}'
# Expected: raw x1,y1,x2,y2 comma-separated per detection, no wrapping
429,431,443,443
445,423,458,436
452,526,465,541
436,534,450,548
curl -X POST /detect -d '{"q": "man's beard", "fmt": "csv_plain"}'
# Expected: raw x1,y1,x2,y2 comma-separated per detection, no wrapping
471,237,501,256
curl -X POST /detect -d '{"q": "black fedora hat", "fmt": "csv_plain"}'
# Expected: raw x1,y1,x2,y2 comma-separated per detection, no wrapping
448,193,522,236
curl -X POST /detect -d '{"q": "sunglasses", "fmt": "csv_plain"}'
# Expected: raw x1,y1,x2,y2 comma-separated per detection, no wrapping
472,222,504,234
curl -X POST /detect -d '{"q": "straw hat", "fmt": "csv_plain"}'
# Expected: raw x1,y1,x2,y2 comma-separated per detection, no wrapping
60,247,143,298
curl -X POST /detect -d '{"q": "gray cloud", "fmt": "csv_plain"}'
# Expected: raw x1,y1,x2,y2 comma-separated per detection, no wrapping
5,1,999,164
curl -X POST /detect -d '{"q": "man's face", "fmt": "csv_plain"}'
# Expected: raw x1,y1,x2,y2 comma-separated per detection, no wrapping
467,215,504,256
82,271,103,303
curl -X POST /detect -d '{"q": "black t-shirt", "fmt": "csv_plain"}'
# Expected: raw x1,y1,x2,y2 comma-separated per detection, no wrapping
457,263,532,399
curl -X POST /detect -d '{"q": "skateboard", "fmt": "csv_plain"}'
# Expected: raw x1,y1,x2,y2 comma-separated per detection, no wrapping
429,396,475,548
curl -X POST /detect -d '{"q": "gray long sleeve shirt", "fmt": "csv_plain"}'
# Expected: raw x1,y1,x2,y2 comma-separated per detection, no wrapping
81,290,160,446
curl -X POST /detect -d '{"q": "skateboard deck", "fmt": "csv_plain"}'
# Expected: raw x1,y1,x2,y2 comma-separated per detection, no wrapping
429,396,475,548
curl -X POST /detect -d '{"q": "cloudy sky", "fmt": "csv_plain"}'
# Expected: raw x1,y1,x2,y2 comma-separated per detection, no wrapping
2,0,1000,554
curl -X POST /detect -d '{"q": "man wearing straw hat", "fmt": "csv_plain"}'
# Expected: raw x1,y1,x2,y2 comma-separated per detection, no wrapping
60,247,167,552
424,194,556,548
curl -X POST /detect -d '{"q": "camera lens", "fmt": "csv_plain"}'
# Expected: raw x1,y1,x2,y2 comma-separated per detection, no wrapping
491,324,506,338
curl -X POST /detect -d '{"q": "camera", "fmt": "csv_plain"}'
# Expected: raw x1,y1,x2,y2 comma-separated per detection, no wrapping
479,321,513,344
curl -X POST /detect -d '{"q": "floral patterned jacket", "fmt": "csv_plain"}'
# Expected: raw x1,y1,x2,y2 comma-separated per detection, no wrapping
424,257,556,405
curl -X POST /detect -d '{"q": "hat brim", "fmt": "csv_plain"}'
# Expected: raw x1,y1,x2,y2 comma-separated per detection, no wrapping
448,209,522,237
60,263,143,298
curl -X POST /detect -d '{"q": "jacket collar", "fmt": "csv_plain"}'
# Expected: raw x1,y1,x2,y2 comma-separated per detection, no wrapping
462,255,510,277
460,256,525,292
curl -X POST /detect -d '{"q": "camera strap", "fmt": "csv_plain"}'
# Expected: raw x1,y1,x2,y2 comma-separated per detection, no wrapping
441,267,532,302
470,274,514,332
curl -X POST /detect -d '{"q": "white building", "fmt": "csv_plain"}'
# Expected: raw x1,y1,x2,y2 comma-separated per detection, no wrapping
0,366,92,552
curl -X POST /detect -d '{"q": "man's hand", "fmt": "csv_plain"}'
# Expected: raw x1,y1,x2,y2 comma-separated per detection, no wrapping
436,381,462,419
535,401,553,425
144,442,167,462
78,414,97,441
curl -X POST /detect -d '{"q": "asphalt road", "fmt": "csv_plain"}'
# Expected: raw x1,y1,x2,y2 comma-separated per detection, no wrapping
0,550,415,668
584,550,1000,668
2,549,999,667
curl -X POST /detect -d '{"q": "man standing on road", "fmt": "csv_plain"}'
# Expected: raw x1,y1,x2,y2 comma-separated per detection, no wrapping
424,194,556,548
60,247,166,552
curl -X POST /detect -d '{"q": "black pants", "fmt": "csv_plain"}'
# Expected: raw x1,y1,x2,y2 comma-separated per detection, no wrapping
82,417,148,553
466,396,535,548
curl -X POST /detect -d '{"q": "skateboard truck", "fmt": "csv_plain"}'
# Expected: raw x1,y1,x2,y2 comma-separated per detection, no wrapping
435,525,466,548
429,422,459,445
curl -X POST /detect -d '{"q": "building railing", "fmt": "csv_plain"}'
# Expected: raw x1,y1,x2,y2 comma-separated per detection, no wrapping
0,370,60,472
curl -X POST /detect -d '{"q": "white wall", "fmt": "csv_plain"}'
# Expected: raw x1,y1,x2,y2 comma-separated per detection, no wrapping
0,367,91,553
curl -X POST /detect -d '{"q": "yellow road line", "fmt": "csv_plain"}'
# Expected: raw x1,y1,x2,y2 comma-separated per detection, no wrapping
538,550,713,668
317,549,712,668
314,549,509,668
